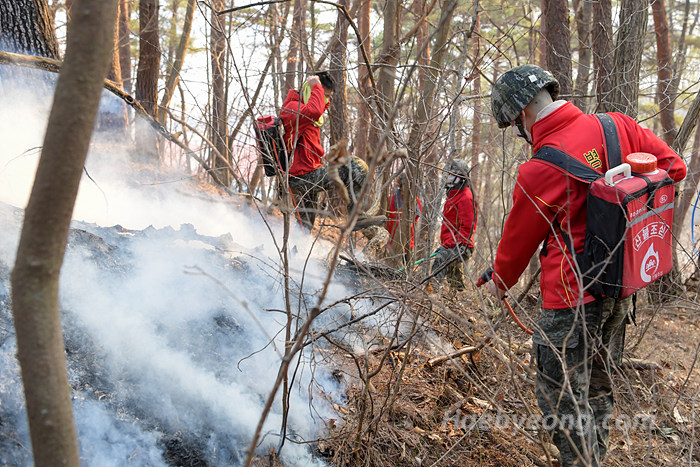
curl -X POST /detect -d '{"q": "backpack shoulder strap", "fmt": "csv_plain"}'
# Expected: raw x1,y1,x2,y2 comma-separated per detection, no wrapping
532,146,601,183
595,113,622,168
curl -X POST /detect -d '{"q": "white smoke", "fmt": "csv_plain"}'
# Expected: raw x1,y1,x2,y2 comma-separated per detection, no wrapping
0,69,367,465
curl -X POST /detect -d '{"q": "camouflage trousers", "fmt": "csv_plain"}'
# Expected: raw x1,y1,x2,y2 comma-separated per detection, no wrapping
430,245,473,291
287,157,368,230
533,297,631,467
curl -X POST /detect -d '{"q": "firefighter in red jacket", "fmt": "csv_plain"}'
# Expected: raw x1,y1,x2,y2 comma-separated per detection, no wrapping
479,65,687,467
385,174,422,252
430,159,477,292
280,72,371,230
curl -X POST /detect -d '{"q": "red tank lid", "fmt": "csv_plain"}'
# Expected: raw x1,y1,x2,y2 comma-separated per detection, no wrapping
625,152,657,173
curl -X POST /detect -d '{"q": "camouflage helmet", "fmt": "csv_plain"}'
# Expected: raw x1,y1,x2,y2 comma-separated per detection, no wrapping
448,159,471,178
491,65,560,128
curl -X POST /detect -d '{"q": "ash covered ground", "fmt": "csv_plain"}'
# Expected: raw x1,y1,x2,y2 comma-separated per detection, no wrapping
0,197,401,465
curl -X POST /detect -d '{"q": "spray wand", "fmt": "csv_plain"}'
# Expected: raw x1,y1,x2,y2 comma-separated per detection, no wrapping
476,267,533,335
395,249,440,273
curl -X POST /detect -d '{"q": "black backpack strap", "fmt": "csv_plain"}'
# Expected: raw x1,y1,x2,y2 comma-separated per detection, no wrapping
533,147,598,259
595,113,622,168
533,146,601,183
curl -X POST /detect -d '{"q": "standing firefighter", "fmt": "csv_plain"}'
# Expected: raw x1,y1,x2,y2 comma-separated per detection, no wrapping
479,64,687,466
280,72,372,230
430,159,477,292
385,174,422,252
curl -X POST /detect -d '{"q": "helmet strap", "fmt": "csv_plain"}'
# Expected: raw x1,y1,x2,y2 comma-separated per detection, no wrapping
513,112,532,145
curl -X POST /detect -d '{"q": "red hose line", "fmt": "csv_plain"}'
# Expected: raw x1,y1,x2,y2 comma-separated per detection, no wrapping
503,297,534,335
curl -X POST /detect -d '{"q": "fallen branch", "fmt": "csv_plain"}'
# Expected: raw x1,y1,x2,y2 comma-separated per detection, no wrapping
622,357,662,371
427,346,479,367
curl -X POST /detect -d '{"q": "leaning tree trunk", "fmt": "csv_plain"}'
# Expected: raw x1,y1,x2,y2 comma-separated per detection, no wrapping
668,0,692,120
542,0,573,96
0,0,59,59
11,1,119,465
662,84,700,296
135,0,161,161
674,117,700,233
608,0,649,117
158,0,195,124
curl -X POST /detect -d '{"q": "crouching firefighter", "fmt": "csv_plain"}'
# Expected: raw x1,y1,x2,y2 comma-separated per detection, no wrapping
279,72,381,231
430,159,477,293
478,64,687,466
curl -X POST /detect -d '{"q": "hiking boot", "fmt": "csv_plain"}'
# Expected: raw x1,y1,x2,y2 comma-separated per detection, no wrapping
353,215,387,231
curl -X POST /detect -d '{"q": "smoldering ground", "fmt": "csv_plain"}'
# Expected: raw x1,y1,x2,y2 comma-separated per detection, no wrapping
0,70,380,466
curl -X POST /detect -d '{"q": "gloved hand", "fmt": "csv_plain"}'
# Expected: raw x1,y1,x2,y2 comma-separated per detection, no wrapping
485,279,507,300
475,267,493,287
433,246,446,255
308,75,321,86
476,267,507,300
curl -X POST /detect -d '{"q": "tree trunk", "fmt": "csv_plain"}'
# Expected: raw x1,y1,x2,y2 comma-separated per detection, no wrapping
0,0,60,59
329,0,350,148
166,0,180,65
107,3,122,87
470,11,482,188
100,3,128,133
573,0,592,110
11,1,118,466
414,0,430,90
65,0,73,22
209,0,230,187
136,0,160,116
135,0,161,161
651,0,676,145
370,0,400,261
373,0,400,151
284,0,307,93
542,0,572,96
159,0,195,123
608,0,649,117
118,0,132,93
668,0,693,119
353,0,371,161
403,0,458,262
592,0,613,111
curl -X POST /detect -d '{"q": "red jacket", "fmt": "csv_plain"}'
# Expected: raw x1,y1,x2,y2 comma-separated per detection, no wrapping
440,186,477,249
386,190,421,249
279,83,329,176
492,102,687,309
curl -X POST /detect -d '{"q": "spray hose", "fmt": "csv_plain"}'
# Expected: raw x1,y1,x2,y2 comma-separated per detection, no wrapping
692,189,700,257
477,267,534,335
503,297,534,335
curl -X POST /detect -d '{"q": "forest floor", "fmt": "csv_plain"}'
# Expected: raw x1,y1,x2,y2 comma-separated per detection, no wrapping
188,191,699,467
313,252,700,467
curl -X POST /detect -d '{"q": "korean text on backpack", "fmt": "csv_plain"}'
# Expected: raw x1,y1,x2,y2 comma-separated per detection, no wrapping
254,115,289,176
533,114,676,299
